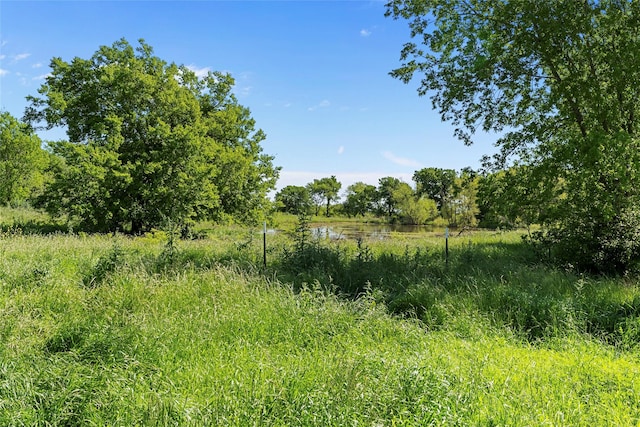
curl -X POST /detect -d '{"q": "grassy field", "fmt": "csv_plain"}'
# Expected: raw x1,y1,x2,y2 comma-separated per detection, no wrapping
1,207,639,425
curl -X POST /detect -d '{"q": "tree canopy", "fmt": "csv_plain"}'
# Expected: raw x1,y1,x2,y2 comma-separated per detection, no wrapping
387,0,640,272
343,182,377,218
25,39,279,233
0,112,47,206
275,185,312,216
307,176,341,217
413,167,456,210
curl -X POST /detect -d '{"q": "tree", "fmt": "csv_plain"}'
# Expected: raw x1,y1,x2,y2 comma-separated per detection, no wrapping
307,176,341,217
275,185,312,215
25,39,278,233
376,176,404,217
400,197,438,225
386,1,640,272
477,166,559,230
451,172,479,228
343,182,377,217
391,182,438,225
412,167,457,221
0,112,47,206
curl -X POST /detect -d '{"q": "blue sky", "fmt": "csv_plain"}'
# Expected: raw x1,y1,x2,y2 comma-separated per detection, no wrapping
0,0,499,193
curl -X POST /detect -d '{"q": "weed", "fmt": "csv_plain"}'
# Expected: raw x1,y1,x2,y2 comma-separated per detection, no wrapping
82,241,125,287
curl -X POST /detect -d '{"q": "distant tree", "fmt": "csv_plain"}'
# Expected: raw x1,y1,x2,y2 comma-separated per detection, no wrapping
0,112,47,206
343,182,377,217
451,172,479,228
376,176,404,217
478,166,559,230
401,197,439,225
275,185,312,215
389,182,437,225
307,176,341,217
413,167,457,211
25,39,278,233
306,184,324,216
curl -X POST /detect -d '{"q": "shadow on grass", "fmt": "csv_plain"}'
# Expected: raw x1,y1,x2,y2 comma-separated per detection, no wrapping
0,219,70,235
271,237,640,347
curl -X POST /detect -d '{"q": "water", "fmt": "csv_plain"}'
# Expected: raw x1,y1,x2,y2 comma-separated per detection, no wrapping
309,223,446,240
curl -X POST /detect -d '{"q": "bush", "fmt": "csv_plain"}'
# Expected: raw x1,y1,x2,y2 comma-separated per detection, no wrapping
537,207,640,274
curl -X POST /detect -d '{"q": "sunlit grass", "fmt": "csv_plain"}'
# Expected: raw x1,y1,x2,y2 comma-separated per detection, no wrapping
1,209,639,425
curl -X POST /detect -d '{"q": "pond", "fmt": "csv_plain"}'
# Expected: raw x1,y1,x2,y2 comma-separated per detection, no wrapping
308,223,448,240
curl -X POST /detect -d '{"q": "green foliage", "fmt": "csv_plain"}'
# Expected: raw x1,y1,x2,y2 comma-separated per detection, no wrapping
376,176,403,217
274,185,312,215
387,0,640,272
450,173,479,228
390,182,439,225
82,241,125,287
26,39,278,233
401,196,439,225
307,175,341,217
413,167,456,211
412,168,481,226
342,181,377,218
0,112,47,206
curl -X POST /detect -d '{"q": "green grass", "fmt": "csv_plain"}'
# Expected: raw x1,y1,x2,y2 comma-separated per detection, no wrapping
1,208,640,425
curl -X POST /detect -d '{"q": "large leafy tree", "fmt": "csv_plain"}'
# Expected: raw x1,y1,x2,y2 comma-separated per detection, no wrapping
412,167,456,214
391,182,438,225
343,182,377,217
386,0,640,271
307,176,342,217
376,176,404,217
25,39,278,233
275,185,312,215
450,171,479,228
0,112,47,206
478,166,559,230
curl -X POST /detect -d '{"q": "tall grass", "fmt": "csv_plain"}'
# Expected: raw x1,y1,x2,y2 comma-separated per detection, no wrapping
1,208,639,425
275,228,640,347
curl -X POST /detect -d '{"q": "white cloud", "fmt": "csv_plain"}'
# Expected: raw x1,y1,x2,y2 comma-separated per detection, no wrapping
308,99,330,111
337,146,345,155
283,102,292,108
360,29,372,37
186,64,211,78
0,69,8,76
0,55,5,60
32,73,51,80
237,86,252,97
236,71,253,80
13,53,31,61
32,62,42,68
382,151,422,168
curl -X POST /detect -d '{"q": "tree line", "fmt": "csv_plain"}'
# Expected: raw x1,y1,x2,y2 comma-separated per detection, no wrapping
274,166,559,230
275,168,496,228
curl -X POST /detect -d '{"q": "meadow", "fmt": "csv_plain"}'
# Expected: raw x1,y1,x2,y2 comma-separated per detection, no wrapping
1,208,639,426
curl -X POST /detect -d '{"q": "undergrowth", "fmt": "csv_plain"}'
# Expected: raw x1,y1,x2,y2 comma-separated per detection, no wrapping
0,209,639,425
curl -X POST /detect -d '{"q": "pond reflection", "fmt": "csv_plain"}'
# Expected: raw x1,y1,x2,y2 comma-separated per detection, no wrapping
310,223,446,240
